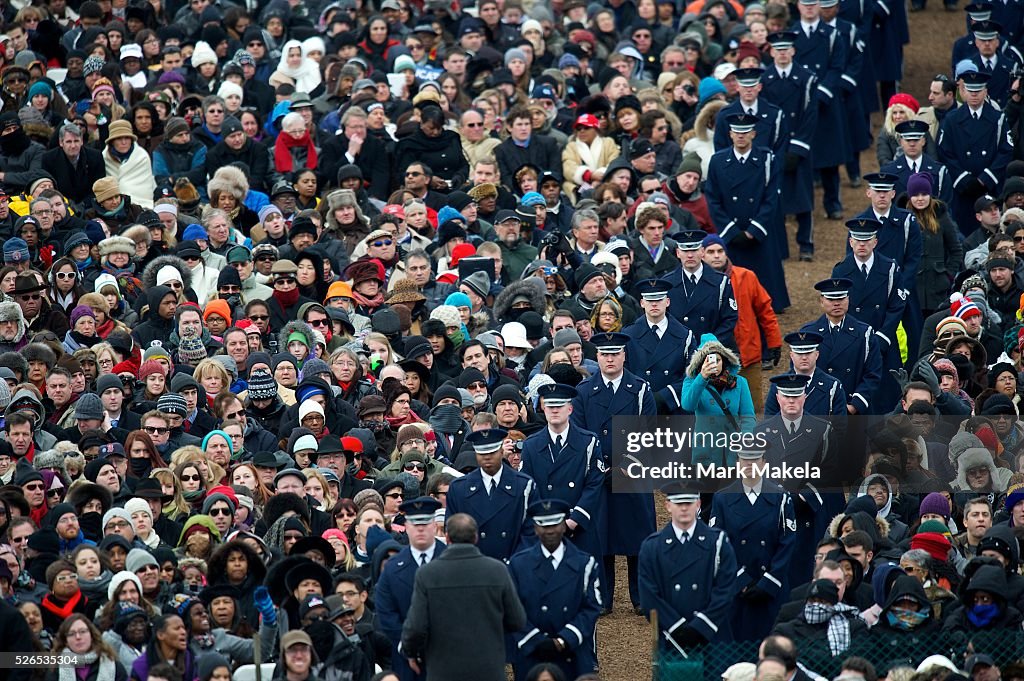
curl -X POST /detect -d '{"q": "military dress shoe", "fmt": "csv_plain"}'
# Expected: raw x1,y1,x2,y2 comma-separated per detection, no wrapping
826,211,844,220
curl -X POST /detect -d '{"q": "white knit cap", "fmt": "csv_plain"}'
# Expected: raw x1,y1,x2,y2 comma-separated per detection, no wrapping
156,265,181,287
298,400,324,422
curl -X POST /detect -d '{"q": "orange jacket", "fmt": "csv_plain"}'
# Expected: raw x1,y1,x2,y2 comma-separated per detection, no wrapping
727,263,782,367
685,0,745,17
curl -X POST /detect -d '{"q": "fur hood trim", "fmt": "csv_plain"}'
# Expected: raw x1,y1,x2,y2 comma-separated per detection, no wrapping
324,189,369,231
826,510,891,541
0,301,25,342
279,320,316,353
686,334,740,378
122,224,152,246
468,311,492,338
99,235,137,258
141,254,194,292
694,100,727,141
955,446,1012,493
66,481,113,514
493,278,546,322
33,449,66,472
208,165,249,202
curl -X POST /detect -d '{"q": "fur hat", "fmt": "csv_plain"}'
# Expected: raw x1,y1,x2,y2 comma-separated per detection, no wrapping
208,165,249,203
23,342,56,369
100,233,136,254
344,258,385,286
122,224,152,247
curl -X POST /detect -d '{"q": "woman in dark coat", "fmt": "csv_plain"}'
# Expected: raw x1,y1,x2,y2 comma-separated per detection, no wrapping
357,16,402,74
393,104,470,189
900,172,962,316
206,540,268,633
870,574,941,653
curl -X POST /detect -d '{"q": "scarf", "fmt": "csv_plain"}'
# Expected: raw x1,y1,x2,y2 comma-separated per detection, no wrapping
352,289,384,309
274,130,317,173
102,263,143,299
109,142,134,163
429,404,464,434
69,330,101,347
802,602,860,655
96,317,116,338
59,648,116,681
709,372,737,393
76,256,94,271
183,488,206,504
385,412,421,428
967,603,1001,628
100,198,126,217
42,590,84,620
273,287,300,309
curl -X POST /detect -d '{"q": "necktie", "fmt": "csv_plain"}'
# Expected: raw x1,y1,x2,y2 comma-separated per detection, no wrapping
488,477,496,496
689,274,697,288
739,155,746,164
861,263,868,279
606,381,615,393
679,532,689,545
183,419,191,433
652,325,661,339
555,435,563,451
974,111,980,120
649,246,658,259
789,421,797,435
542,553,556,577
419,552,428,566
748,487,757,503
987,59,994,71
747,107,755,116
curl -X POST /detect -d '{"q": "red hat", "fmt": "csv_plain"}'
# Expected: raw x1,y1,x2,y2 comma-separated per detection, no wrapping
234,318,254,331
574,113,600,129
888,93,920,114
910,531,951,562
382,204,405,219
975,424,1000,452
949,293,982,320
341,436,364,452
207,485,239,508
449,243,477,268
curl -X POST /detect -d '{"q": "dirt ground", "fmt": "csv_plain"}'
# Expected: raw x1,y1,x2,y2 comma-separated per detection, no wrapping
592,7,963,678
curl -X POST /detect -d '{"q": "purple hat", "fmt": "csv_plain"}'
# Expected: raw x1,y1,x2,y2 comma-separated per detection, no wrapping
70,304,96,327
918,491,951,520
158,71,186,85
907,172,933,198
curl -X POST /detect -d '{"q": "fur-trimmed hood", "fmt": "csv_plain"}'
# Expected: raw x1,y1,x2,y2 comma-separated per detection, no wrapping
686,333,740,378
955,446,1012,493
492,278,546,322
826,509,891,544
694,100,727,141
207,165,249,202
467,311,492,339
324,188,369,231
279,320,316,354
0,301,26,343
141,254,194,292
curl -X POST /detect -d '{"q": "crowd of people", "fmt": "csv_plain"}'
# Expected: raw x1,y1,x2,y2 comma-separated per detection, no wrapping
0,0,1023,679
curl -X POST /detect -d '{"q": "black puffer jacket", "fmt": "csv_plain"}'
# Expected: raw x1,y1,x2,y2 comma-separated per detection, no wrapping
393,128,469,187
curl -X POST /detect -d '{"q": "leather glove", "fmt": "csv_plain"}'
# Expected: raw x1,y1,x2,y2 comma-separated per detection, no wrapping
768,347,782,367
671,625,706,648
910,356,941,398
974,177,989,194
784,152,801,173
741,586,774,604
532,638,561,661
253,586,277,626
889,367,909,392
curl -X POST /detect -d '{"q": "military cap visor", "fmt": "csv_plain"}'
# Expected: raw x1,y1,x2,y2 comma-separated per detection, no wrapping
785,331,823,353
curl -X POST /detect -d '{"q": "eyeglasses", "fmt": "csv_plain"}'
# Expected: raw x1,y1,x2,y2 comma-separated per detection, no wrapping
403,462,426,472
302,414,325,422
464,121,484,128
207,108,224,114
220,285,241,293
467,381,486,390
17,294,40,301
23,483,44,491
180,473,202,482
405,171,423,178
67,627,90,637
404,438,426,447
209,507,232,516
105,520,130,529
55,271,77,280
5,76,27,84
248,41,263,47
144,426,169,435
275,277,297,285
249,314,269,321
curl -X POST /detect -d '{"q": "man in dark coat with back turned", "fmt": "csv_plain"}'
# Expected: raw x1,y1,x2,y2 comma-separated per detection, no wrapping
401,513,527,681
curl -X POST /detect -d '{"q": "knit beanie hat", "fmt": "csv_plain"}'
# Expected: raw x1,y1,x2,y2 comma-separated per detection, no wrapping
177,336,208,364
70,305,96,328
429,305,461,330
124,497,152,520
107,570,143,601
125,547,158,573
164,117,190,140
950,293,981,320
157,392,188,417
75,393,104,420
906,172,933,198
138,360,166,381
934,316,968,341
247,369,277,401
917,492,951,521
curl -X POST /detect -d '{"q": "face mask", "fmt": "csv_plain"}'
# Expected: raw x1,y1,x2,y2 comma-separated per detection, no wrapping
224,294,241,308
886,606,928,630
967,602,1000,627
129,458,152,476
305,620,336,660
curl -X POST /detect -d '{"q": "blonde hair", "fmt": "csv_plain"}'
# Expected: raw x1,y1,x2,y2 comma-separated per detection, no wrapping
193,358,232,396
364,332,397,366
171,446,227,488
151,467,190,517
302,468,335,510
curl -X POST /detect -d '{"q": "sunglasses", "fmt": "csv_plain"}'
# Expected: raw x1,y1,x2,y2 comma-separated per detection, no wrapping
24,483,44,491
47,488,63,496
405,171,423,178
308,318,328,327
209,507,232,516
180,473,202,482
17,294,40,301
464,122,484,128
249,314,269,321
372,239,394,248
182,255,201,262
55,271,77,280
5,76,27,84
385,492,404,499
256,255,277,262
144,426,169,435
467,381,486,390
403,462,426,472
220,285,241,293
275,277,297,285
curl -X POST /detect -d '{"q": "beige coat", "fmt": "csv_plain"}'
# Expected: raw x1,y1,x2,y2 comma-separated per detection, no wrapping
561,135,620,201
461,135,502,169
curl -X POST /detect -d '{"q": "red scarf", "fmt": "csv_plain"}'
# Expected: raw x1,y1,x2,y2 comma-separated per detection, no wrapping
42,590,84,620
96,317,116,338
274,130,317,173
274,288,300,309
385,411,422,428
